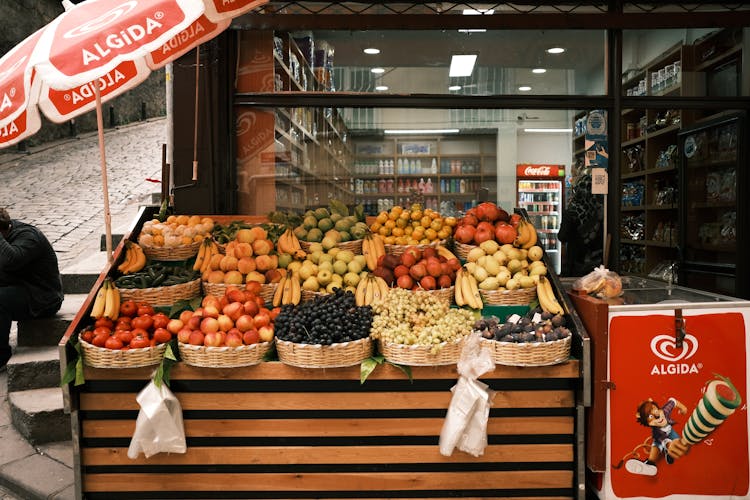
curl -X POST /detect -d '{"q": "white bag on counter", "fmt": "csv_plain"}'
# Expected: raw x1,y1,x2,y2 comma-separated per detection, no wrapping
127,380,187,459
439,331,496,457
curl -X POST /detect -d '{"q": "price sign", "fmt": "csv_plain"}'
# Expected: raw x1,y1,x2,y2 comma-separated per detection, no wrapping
591,167,608,194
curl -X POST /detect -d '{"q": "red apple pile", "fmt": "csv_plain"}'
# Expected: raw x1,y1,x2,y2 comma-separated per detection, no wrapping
372,246,461,291
453,202,522,246
176,282,279,348
79,300,173,350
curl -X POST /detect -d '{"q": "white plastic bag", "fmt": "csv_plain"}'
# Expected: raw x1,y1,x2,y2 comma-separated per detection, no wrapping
439,331,496,457
127,381,187,459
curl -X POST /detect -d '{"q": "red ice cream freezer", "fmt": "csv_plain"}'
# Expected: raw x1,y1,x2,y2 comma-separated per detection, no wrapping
568,277,750,500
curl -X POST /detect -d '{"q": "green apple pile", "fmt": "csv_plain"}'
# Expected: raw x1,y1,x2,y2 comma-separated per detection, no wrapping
464,240,547,292
294,207,370,245
288,242,369,294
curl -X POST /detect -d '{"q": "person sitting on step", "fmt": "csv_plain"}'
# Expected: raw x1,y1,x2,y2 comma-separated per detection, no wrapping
0,208,64,370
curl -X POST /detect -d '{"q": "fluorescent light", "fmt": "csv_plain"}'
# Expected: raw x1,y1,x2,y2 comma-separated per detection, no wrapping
518,85,532,91
448,85,462,91
532,68,547,74
363,48,380,55
523,128,573,133
458,29,487,33
449,54,477,77
384,129,460,135
371,67,385,74
547,47,565,54
463,8,495,14
375,85,389,91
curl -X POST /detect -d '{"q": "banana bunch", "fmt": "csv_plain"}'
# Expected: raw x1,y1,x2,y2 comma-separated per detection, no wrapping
117,241,147,274
454,268,483,310
273,272,301,306
277,227,302,254
514,219,538,249
435,245,459,261
362,233,386,271
193,238,220,274
90,278,120,320
354,274,390,307
537,276,564,315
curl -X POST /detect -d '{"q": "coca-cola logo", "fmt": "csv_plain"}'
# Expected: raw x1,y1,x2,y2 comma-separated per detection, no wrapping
524,165,551,176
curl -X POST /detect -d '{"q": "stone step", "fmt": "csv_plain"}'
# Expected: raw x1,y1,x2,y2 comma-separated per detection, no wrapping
7,346,61,392
61,272,99,295
16,294,87,347
9,387,71,445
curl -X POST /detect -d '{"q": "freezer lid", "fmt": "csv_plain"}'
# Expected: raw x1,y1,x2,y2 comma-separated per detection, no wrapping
607,275,745,309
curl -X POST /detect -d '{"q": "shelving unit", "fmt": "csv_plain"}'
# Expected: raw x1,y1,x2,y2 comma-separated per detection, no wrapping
235,31,353,214
517,178,563,274
352,135,497,215
618,43,694,277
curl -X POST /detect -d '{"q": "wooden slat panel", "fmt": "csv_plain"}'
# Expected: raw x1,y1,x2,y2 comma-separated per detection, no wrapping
83,470,573,492
82,416,574,438
80,390,575,411
82,443,574,466
82,360,580,381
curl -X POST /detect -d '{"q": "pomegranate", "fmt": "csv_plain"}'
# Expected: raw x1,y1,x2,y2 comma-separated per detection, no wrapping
494,222,518,244
454,225,476,244
475,202,501,222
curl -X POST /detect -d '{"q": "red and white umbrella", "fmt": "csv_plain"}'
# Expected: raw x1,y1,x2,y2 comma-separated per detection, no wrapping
0,0,266,261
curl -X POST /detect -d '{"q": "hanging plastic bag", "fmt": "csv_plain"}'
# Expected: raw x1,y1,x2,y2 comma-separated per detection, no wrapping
439,331,496,457
127,380,186,459
572,264,623,298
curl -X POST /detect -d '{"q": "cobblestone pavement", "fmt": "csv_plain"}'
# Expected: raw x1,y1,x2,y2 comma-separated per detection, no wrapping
0,118,166,272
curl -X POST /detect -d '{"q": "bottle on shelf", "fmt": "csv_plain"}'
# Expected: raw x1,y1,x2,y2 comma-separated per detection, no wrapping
425,178,433,194
431,158,437,174
418,178,425,193
460,179,466,193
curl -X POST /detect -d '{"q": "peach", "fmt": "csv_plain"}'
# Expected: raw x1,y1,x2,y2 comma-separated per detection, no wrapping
187,315,202,331
242,329,260,345
249,226,267,241
209,253,224,271
235,314,256,332
225,331,243,348
223,301,244,322
234,242,253,258
245,271,266,284
242,300,259,317
237,256,256,275
255,254,274,272
202,305,220,319
200,317,220,333
252,238,273,256
167,318,184,334
179,310,193,324
188,330,205,346
177,327,192,344
207,270,225,284
220,255,239,272
265,268,282,284
224,270,244,285
235,228,255,244
226,288,247,305
203,331,222,347
202,295,221,308
258,325,274,342
217,314,234,332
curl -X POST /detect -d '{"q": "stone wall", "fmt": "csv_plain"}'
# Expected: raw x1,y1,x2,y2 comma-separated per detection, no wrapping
0,0,166,148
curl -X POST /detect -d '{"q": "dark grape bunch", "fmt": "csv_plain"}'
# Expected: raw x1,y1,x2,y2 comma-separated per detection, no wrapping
475,311,571,343
274,288,373,345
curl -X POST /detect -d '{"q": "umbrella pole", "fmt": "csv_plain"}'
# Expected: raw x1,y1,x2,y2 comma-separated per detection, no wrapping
94,83,114,264
192,47,200,182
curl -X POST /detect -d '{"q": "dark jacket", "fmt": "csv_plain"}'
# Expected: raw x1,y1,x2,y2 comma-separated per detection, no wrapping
0,219,64,316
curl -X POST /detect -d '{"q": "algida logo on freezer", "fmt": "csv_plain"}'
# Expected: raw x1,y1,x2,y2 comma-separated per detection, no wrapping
649,330,701,376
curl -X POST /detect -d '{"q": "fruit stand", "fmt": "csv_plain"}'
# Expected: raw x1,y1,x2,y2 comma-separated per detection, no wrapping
59,204,590,500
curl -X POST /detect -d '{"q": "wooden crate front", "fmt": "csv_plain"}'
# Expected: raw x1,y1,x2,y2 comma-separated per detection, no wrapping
76,361,580,499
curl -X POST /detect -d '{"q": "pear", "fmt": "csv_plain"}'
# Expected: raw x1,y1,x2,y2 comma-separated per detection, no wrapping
302,276,320,292
478,277,500,290
479,240,500,255
467,247,486,263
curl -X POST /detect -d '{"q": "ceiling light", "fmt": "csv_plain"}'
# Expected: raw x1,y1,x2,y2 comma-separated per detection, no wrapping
363,48,380,55
458,29,487,33
462,8,495,14
449,55,477,77
371,67,385,74
523,128,573,133
375,85,389,91
547,47,565,54
518,85,532,91
384,129,460,135
532,68,547,74
448,85,462,91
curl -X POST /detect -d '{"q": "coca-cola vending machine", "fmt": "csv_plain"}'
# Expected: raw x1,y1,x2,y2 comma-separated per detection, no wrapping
516,164,565,274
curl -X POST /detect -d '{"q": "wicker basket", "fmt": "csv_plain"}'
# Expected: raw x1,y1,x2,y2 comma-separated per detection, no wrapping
480,335,571,367
276,337,373,368
301,289,329,302
141,241,202,261
378,338,464,366
178,341,272,368
479,287,537,305
118,278,201,307
454,242,477,261
384,240,443,256
404,286,454,305
202,282,278,304
79,336,167,368
300,239,363,254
